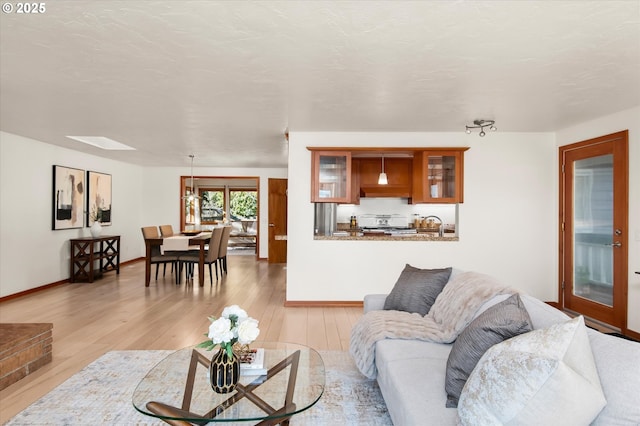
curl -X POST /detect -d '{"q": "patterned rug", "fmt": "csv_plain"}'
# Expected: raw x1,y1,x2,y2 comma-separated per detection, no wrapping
6,350,391,425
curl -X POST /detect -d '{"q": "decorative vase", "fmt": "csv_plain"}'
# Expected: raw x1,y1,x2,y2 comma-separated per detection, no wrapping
209,348,240,393
90,221,102,238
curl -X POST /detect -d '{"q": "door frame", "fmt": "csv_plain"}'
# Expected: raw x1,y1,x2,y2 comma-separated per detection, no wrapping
558,130,628,331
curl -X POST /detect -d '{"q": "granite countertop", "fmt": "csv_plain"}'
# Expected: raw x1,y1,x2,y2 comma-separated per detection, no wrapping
319,224,458,241
314,233,458,241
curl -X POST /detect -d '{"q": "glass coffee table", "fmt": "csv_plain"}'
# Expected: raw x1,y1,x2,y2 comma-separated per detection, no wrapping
133,342,325,425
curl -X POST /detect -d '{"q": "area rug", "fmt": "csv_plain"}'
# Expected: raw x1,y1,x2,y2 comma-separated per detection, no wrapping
6,350,391,425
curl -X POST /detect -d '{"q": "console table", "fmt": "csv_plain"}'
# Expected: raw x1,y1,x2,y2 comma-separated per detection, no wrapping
69,235,120,283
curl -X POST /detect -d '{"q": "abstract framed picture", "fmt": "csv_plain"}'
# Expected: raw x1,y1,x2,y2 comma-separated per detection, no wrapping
87,171,112,226
52,165,85,230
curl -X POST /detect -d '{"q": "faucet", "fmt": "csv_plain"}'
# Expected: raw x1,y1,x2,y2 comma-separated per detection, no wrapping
424,215,444,237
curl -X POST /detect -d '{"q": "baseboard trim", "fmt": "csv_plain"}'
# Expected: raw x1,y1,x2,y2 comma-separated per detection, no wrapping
626,328,640,341
0,257,143,302
561,307,640,339
0,279,69,302
284,300,363,308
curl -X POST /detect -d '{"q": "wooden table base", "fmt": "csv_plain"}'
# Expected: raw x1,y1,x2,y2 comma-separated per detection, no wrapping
146,349,301,426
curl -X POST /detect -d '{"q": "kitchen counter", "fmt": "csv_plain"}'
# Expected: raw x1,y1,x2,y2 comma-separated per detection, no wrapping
314,233,458,241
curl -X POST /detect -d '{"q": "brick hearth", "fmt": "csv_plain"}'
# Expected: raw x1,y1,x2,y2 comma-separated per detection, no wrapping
0,323,53,390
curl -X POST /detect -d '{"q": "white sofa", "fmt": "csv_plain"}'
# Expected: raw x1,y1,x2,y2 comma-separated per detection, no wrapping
362,291,640,425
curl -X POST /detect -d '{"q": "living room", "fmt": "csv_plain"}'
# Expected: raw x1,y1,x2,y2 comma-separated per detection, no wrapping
1,1,639,424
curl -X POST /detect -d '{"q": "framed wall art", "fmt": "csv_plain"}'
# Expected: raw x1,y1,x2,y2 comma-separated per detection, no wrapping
52,165,85,230
87,171,112,226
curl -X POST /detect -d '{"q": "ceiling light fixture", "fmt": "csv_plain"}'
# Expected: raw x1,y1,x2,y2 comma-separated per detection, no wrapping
465,119,497,137
378,155,388,185
182,154,201,201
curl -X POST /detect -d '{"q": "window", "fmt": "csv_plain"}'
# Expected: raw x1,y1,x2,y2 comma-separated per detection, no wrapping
196,188,257,224
200,188,224,224
229,190,257,219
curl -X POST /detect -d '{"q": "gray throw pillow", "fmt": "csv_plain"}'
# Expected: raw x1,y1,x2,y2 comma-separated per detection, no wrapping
383,265,452,315
445,293,533,408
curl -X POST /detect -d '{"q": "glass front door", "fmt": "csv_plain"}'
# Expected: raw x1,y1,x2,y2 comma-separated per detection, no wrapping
561,131,628,329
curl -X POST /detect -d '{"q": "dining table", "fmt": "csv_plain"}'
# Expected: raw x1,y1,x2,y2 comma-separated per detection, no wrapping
144,232,211,287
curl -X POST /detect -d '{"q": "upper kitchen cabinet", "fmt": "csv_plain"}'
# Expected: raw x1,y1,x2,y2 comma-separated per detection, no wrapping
350,158,361,204
412,148,468,203
310,150,352,203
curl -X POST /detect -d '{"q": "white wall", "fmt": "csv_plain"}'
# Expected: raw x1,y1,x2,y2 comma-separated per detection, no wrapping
0,131,287,298
142,167,287,258
0,132,144,297
286,132,558,302
555,106,640,333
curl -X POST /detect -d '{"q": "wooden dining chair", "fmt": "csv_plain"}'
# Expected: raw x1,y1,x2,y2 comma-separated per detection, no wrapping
179,227,224,284
159,225,174,237
141,226,179,283
217,226,233,275
158,224,181,261
141,226,159,239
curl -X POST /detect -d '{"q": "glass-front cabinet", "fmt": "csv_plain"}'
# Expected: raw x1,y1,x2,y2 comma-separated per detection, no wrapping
412,149,467,203
311,151,352,203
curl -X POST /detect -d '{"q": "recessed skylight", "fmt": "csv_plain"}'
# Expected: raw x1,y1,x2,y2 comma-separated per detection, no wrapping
66,136,136,150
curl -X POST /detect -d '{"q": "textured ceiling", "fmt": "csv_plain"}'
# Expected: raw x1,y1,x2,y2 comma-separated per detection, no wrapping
1,1,639,167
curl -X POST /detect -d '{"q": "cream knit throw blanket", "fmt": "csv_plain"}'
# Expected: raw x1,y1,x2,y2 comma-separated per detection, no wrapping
350,271,514,379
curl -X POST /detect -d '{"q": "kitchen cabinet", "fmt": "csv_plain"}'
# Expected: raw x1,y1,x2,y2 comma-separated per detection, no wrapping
310,151,352,203
357,157,413,198
309,147,468,204
349,158,361,204
412,149,468,203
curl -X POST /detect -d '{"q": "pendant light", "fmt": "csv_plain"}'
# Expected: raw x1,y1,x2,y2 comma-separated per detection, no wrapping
378,155,388,185
182,154,201,201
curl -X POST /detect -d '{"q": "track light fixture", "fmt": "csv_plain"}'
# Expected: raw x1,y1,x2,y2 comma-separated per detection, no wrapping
465,119,497,137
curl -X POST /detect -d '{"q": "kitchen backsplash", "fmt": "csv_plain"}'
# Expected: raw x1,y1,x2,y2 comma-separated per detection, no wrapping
335,198,457,227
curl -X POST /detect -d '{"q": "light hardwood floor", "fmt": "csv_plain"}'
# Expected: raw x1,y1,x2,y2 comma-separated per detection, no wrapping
0,255,363,423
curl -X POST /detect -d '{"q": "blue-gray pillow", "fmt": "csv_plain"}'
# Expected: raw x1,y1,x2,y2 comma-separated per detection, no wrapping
445,293,533,408
383,265,452,315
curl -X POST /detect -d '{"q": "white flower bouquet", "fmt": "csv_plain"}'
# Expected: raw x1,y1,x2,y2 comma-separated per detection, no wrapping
197,305,260,357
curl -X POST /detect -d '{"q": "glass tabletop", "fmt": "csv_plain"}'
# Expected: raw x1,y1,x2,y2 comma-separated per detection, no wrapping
132,342,325,424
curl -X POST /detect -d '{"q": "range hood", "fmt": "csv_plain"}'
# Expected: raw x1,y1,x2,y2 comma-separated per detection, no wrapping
354,157,413,199
359,185,412,198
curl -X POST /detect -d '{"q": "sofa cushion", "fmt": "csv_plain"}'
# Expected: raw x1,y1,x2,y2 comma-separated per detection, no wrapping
457,316,606,426
375,339,456,425
588,329,640,425
383,265,451,315
444,293,533,408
